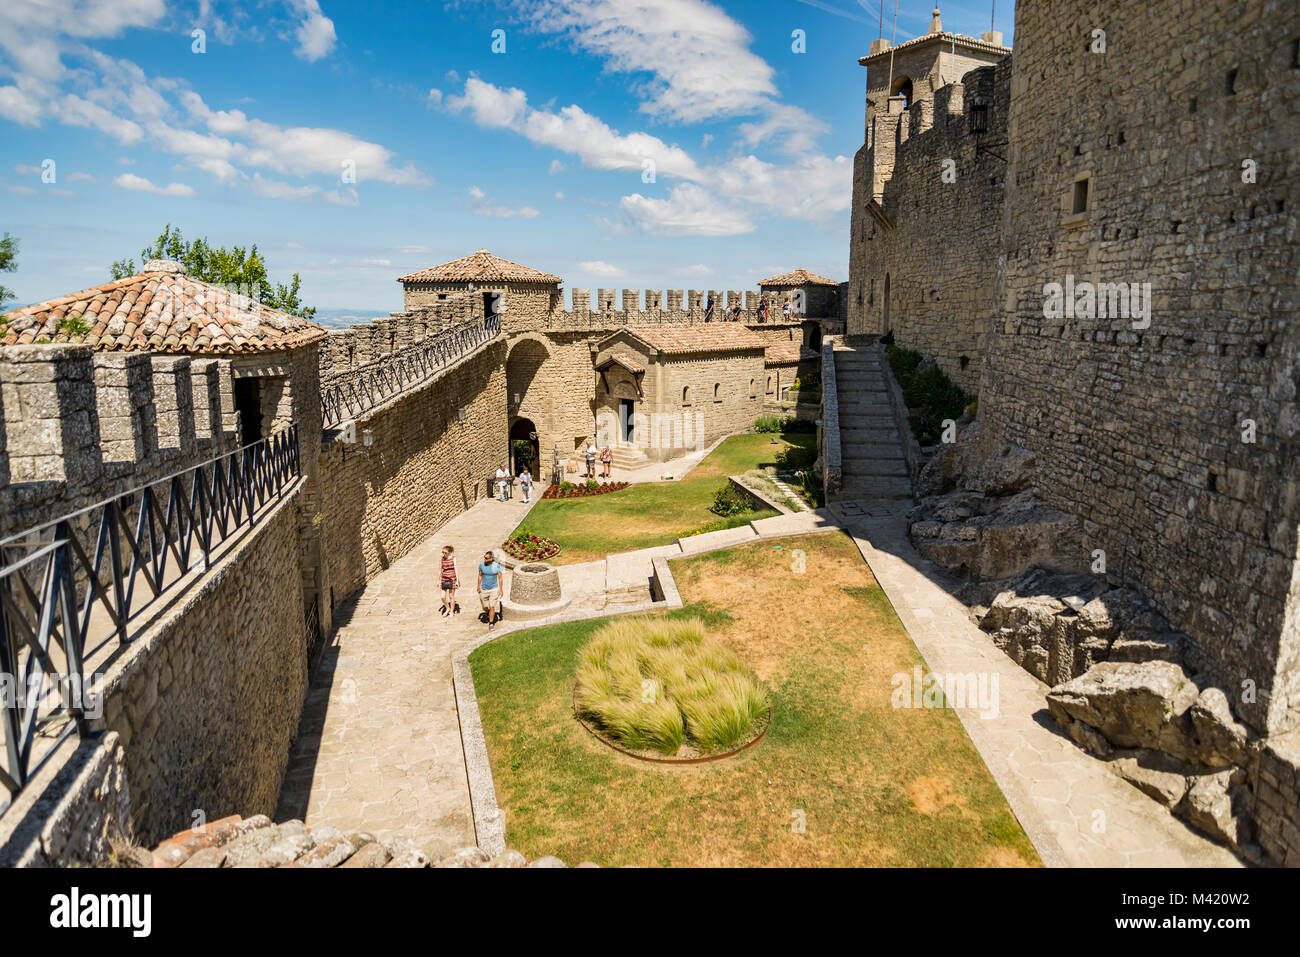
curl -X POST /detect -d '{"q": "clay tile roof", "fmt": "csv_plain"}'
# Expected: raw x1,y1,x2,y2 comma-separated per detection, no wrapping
764,343,821,365
0,260,328,355
597,351,646,374
397,249,562,285
617,324,766,356
759,268,838,287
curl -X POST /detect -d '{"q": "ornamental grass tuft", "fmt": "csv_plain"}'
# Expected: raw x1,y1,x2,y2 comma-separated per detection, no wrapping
574,617,767,755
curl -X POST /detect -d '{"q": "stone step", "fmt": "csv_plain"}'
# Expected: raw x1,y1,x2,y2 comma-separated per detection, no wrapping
841,428,901,444
843,457,909,478
839,476,914,498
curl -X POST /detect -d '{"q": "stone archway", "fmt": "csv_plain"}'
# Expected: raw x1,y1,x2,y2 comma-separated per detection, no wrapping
509,417,539,478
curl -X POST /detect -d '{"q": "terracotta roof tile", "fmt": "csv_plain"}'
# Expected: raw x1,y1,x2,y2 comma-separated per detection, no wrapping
597,351,646,374
858,31,1010,65
397,249,561,284
613,324,766,356
759,268,838,287
0,261,327,355
764,343,821,365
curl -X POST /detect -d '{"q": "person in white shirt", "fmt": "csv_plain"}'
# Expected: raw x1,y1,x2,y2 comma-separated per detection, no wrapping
584,440,598,480
495,464,510,501
782,299,793,320
519,466,533,504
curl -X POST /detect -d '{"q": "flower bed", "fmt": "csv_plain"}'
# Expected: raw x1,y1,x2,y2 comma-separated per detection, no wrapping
542,481,630,499
502,532,561,561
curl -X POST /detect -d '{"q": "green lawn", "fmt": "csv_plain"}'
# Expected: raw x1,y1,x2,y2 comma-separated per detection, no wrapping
469,532,1041,867
522,432,816,564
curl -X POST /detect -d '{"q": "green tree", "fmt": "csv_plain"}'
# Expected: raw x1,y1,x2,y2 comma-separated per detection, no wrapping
111,224,315,319
0,232,18,308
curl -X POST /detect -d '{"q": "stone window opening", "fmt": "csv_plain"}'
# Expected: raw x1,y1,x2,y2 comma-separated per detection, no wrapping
766,375,773,395
890,75,913,108
1225,68,1238,95
749,378,757,397
1072,178,1090,215
682,386,691,405
713,383,721,402
1291,39,1300,68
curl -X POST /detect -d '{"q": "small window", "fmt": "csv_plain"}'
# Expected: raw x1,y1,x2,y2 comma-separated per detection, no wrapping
749,377,756,397
682,386,690,403
1072,178,1090,215
1225,68,1238,95
713,383,720,400
766,375,773,394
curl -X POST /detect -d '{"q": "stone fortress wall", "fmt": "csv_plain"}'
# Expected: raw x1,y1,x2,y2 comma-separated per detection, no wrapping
983,0,1299,739
847,59,1011,393
853,0,1300,865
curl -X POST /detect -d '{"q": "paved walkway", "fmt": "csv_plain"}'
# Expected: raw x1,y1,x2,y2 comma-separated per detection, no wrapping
276,485,1240,866
276,496,539,850
837,508,1241,867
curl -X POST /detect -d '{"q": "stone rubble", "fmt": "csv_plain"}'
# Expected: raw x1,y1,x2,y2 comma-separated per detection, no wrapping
104,815,591,869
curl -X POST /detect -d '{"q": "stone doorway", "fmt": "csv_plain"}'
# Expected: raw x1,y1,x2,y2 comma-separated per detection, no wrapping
509,417,539,478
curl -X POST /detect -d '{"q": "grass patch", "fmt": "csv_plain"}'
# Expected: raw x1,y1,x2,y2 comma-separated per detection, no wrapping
575,616,768,756
523,432,815,564
886,345,974,446
470,531,1041,867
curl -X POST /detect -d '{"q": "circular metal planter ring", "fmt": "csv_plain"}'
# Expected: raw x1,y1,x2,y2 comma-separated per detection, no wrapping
572,686,771,765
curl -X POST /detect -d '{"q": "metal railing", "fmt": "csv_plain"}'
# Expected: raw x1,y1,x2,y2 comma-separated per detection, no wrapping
321,314,501,428
0,426,301,810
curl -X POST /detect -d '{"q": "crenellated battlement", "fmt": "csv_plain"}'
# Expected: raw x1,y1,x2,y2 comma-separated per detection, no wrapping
865,62,1008,210
319,289,487,384
0,343,241,535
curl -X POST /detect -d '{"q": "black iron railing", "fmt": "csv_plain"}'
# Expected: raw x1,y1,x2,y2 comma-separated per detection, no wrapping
321,314,501,429
0,426,301,810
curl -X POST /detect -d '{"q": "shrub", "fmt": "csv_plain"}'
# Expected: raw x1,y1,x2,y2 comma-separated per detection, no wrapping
710,481,753,517
775,444,815,470
559,481,575,492
886,345,973,446
754,416,783,433
502,529,560,561
754,414,815,434
575,617,767,755
585,478,600,491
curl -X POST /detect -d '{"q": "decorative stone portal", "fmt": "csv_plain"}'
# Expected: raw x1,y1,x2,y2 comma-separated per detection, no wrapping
502,562,570,620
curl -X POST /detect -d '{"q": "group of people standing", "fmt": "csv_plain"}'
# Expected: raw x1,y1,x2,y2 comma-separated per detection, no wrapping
704,295,796,323
584,439,613,479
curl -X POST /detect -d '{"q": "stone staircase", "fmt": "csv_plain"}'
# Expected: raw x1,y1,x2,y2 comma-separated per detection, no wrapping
832,345,913,502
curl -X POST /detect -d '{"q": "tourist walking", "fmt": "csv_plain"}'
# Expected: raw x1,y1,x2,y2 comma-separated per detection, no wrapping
731,301,742,322
782,299,793,321
439,545,460,617
600,444,613,478
585,438,598,479
519,466,533,504
704,294,715,322
495,463,510,501
478,550,504,631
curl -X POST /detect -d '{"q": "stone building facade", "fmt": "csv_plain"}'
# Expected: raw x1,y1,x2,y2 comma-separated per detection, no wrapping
590,324,766,462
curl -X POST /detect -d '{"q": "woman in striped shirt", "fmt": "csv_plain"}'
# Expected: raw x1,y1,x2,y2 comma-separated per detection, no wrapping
440,545,460,617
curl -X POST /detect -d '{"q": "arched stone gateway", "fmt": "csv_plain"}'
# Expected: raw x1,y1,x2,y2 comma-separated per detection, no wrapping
509,417,539,477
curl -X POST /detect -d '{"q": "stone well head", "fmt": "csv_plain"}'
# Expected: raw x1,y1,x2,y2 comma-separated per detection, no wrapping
509,562,563,606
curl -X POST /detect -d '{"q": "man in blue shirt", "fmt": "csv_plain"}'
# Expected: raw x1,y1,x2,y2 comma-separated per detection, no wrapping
477,550,504,631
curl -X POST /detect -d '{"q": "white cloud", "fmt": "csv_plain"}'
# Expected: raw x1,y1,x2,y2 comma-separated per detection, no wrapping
0,0,165,82
620,183,753,236
549,159,565,174
467,183,540,219
113,172,193,196
555,191,564,200
287,0,337,62
675,264,713,277
527,0,780,124
578,260,625,278
67,171,95,182
0,83,44,125
4,183,38,195
13,163,41,176
449,77,702,181
249,173,320,201
395,244,435,254
362,258,391,266
426,88,442,109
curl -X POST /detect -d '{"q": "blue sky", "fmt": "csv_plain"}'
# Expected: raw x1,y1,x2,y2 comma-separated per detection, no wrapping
0,0,1013,316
